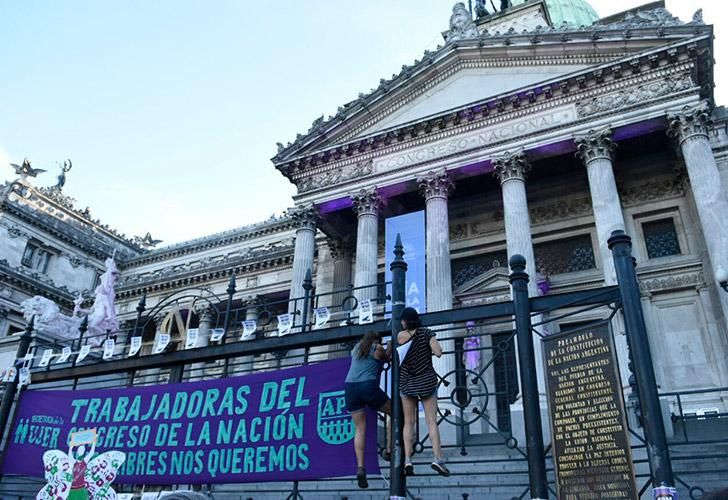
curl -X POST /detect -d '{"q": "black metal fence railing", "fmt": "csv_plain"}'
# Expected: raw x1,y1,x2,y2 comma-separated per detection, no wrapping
0,231,726,499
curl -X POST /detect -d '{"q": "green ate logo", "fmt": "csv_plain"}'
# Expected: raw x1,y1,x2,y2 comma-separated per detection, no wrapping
316,391,354,445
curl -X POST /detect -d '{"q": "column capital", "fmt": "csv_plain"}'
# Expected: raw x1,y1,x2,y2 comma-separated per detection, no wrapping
417,169,454,200
493,150,530,184
574,127,616,165
667,100,713,145
243,295,262,309
351,187,381,217
290,204,319,231
327,237,353,261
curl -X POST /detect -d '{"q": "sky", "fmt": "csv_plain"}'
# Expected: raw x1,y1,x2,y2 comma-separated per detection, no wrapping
1,0,724,245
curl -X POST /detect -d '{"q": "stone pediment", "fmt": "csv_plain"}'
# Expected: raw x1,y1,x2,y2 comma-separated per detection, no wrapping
454,266,512,305
272,7,708,169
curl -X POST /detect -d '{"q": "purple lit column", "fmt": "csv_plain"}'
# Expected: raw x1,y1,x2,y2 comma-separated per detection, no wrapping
351,188,381,304
575,127,625,285
669,101,728,319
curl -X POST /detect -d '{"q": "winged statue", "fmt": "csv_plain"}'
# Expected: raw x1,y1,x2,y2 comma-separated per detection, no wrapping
9,158,46,178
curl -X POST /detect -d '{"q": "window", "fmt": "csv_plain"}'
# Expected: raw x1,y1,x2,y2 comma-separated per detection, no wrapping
534,234,596,276
642,218,681,259
21,241,53,273
451,250,509,288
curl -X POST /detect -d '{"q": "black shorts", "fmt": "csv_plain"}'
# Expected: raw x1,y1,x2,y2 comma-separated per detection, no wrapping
345,381,389,413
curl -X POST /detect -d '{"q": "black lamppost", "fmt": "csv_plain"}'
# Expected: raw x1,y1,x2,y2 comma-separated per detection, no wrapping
716,267,728,293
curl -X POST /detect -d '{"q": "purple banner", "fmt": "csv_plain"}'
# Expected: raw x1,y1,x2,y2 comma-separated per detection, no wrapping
2,358,379,484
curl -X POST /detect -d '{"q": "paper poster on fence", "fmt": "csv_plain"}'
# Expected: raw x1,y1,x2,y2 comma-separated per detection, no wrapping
210,328,225,342
18,367,30,387
2,366,16,382
2,358,379,485
103,339,116,360
128,337,142,357
313,307,330,329
241,321,257,339
77,345,91,363
155,333,170,354
358,299,373,324
58,346,72,364
38,349,53,367
185,328,199,350
277,314,293,336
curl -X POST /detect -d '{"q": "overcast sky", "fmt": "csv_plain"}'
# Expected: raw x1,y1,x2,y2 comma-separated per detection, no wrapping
1,0,723,245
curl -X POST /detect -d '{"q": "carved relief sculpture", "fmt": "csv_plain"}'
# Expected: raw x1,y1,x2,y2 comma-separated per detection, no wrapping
447,3,480,42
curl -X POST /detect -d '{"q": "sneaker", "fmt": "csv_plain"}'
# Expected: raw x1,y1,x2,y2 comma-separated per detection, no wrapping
404,459,414,476
357,467,368,489
431,459,450,477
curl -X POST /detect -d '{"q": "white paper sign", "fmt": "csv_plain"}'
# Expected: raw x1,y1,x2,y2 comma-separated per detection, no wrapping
128,336,142,357
23,353,33,368
58,346,72,363
277,314,293,336
39,349,54,367
185,328,199,349
397,340,413,366
18,367,30,387
77,345,91,363
241,320,257,340
210,328,225,342
358,299,373,324
313,307,330,329
2,367,16,382
154,333,170,354
103,339,115,360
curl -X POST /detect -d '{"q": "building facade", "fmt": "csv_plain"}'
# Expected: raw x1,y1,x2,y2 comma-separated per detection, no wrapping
1,1,727,497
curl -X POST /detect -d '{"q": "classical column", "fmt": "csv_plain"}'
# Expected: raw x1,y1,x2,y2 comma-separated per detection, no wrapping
575,127,625,285
189,307,213,381
493,151,537,297
289,204,318,315
351,188,381,304
575,129,632,390
237,298,259,374
328,238,353,312
417,169,455,312
417,169,455,397
668,101,728,320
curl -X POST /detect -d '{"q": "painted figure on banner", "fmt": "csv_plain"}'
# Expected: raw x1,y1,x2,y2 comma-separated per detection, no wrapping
37,428,126,500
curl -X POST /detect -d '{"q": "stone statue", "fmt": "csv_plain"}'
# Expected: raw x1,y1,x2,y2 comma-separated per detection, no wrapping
475,0,489,18
21,255,120,345
85,256,120,337
55,159,72,190
447,2,480,42
10,158,46,179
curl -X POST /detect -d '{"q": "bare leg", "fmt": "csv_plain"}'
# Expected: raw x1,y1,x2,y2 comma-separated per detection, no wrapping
422,395,443,460
401,396,417,461
352,411,367,468
379,400,392,456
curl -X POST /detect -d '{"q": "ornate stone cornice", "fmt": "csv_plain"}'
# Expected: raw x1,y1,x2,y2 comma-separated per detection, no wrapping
493,151,530,184
417,170,454,200
290,204,319,231
574,128,616,165
327,238,352,261
350,188,381,217
576,74,694,118
667,100,713,145
297,159,372,194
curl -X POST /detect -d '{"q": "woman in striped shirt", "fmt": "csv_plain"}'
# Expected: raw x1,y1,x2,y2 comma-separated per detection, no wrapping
397,307,450,477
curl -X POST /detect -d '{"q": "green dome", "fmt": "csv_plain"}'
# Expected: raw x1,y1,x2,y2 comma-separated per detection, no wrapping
514,0,599,27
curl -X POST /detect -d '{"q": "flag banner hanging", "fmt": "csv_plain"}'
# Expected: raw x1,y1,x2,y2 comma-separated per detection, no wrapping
38,349,53,368
277,314,293,336
241,321,257,339
58,347,72,364
313,307,330,330
77,345,91,363
154,334,170,354
2,358,378,485
385,211,426,316
185,328,199,350
358,299,373,324
129,337,142,357
210,328,225,342
103,339,116,361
